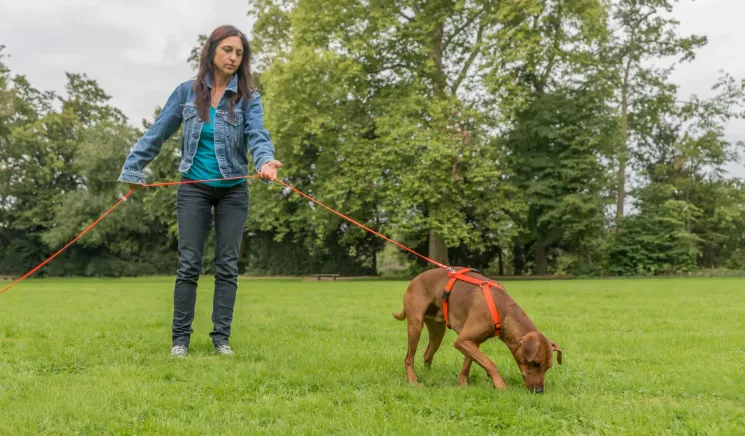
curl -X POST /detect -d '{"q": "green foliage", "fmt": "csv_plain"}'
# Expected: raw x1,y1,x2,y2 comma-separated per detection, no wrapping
608,183,702,275
504,86,617,274
608,69,745,276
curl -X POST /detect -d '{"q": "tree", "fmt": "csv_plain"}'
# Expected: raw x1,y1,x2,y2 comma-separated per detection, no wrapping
248,0,611,269
0,74,77,274
605,0,707,225
610,72,745,275
485,0,613,274
504,87,617,274
0,46,12,125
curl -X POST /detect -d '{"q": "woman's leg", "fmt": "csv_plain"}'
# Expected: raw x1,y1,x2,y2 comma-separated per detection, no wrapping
172,182,213,348
210,182,249,347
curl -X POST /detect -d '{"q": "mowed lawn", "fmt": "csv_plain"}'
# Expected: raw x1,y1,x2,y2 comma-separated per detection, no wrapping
1,276,744,435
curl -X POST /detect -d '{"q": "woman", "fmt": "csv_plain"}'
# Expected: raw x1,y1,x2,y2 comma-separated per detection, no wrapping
118,25,282,357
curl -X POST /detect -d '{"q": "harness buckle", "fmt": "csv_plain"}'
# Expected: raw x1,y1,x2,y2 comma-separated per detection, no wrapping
445,266,456,275
480,281,490,288
441,290,451,302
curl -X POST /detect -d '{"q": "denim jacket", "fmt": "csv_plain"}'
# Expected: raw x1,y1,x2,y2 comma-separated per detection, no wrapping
118,73,275,185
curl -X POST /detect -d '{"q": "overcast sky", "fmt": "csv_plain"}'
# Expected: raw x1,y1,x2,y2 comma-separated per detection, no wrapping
1,0,743,178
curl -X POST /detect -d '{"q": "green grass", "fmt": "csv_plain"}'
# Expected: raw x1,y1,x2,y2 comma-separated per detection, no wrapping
1,276,744,435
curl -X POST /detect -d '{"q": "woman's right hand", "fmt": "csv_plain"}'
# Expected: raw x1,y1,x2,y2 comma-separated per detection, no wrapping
128,183,143,191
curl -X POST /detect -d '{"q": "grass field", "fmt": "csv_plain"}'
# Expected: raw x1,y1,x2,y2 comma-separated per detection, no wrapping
1,276,744,435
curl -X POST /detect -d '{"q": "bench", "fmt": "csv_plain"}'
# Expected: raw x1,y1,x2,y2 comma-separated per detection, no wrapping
314,273,341,281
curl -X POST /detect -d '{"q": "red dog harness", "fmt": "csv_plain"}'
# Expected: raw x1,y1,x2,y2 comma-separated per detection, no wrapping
442,268,504,337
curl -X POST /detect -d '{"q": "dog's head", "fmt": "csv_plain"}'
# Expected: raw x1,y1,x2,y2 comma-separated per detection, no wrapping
514,332,562,393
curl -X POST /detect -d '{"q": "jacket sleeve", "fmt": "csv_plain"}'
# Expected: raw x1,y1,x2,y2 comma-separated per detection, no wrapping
118,84,184,184
244,92,276,183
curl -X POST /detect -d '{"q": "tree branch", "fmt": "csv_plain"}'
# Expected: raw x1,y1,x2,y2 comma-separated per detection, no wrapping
611,8,656,37
538,2,564,92
398,10,414,22
444,9,485,53
450,20,488,94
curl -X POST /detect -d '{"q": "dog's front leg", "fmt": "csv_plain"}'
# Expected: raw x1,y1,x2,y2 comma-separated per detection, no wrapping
458,356,472,386
453,323,508,390
454,339,507,389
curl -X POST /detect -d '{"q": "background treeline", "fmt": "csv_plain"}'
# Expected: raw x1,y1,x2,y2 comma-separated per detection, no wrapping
2,0,744,278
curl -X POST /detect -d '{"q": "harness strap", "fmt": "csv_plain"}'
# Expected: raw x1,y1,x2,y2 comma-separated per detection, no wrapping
442,268,503,337
480,282,502,335
442,268,471,329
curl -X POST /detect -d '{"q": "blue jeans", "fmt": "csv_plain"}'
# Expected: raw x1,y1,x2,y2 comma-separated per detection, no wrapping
172,178,248,347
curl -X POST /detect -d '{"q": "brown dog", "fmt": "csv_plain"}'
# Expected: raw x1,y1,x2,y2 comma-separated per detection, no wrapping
393,267,562,392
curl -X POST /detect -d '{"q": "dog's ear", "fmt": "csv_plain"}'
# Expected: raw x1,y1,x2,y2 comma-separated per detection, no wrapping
550,341,563,365
520,335,540,363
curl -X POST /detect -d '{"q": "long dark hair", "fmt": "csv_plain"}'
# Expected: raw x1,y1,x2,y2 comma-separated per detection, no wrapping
193,25,254,122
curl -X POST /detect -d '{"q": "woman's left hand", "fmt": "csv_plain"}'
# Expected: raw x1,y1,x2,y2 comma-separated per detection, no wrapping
259,160,283,180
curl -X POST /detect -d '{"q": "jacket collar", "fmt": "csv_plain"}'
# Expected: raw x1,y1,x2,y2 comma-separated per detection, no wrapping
204,73,238,93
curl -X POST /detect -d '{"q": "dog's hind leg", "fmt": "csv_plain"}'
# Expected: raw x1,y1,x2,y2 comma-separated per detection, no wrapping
423,319,447,369
404,313,424,385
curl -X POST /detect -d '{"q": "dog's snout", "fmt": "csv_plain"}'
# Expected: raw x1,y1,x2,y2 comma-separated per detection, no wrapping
534,386,544,394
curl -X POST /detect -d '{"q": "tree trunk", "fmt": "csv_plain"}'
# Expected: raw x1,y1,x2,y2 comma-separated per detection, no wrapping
498,247,504,276
513,243,525,276
430,11,448,100
428,231,449,266
535,242,548,275
424,13,450,266
371,246,378,276
616,59,632,230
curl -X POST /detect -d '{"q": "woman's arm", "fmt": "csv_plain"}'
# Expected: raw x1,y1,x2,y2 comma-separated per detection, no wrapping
243,92,279,181
118,84,184,185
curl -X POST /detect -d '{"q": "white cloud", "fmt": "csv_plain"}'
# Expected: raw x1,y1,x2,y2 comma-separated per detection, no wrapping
0,0,254,124
668,0,745,178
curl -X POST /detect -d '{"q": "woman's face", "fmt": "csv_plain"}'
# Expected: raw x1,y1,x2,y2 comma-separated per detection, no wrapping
213,36,243,78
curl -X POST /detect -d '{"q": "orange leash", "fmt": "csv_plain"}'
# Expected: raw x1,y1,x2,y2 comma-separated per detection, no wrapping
1,171,501,338
0,192,134,294
0,175,260,294
270,178,448,270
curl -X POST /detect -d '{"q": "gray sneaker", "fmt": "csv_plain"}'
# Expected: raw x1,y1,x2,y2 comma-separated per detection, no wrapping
170,345,188,358
215,344,234,356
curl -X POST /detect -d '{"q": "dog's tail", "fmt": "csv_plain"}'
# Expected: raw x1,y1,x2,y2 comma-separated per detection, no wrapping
392,308,406,321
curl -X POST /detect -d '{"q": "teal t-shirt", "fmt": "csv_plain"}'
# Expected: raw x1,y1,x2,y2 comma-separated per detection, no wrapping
184,106,245,187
